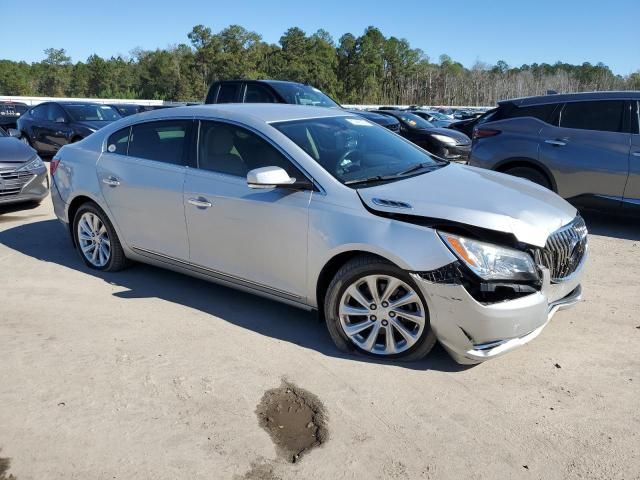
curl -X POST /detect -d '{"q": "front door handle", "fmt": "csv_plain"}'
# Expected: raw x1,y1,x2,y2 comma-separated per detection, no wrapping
545,139,567,146
102,176,120,187
632,152,640,157
188,197,212,208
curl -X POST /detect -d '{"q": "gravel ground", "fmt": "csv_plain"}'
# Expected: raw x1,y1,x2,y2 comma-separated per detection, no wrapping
0,199,639,480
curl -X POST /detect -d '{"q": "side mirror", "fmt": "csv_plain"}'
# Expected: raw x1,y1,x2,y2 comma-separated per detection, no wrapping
247,166,296,189
7,128,21,138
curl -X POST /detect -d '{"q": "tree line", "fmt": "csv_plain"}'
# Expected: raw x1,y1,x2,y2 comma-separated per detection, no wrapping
1,25,638,106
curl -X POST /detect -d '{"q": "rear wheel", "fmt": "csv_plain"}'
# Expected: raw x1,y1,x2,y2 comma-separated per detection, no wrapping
324,256,437,361
503,166,552,190
73,202,128,271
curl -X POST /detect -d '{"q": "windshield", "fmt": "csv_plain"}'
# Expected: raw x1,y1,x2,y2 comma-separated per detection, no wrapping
269,83,339,108
273,116,445,186
396,112,434,129
113,105,140,116
64,104,121,122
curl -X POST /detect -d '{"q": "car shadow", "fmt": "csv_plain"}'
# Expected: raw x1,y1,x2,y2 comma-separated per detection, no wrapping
0,219,467,372
581,210,640,241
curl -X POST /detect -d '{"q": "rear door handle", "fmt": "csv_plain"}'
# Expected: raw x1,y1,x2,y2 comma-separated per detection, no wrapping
632,152,640,157
188,197,212,208
102,176,120,187
545,139,567,146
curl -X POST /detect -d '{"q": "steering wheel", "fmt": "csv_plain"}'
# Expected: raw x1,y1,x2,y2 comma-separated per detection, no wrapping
337,149,358,172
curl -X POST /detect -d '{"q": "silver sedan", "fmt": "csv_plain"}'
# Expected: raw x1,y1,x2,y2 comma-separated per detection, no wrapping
50,104,587,364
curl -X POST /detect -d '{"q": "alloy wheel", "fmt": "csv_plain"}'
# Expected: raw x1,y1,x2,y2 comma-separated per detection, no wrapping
77,212,111,268
339,274,426,355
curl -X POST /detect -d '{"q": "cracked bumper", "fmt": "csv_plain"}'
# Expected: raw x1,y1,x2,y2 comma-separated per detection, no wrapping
411,256,586,364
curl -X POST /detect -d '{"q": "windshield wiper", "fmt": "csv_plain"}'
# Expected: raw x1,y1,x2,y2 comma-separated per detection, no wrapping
395,162,442,176
344,175,389,186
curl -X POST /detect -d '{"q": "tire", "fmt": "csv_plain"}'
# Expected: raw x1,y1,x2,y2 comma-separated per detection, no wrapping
503,166,552,190
324,255,437,361
72,202,128,271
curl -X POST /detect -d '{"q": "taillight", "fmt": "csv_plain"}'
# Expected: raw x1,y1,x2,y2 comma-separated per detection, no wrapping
50,156,61,176
473,128,501,140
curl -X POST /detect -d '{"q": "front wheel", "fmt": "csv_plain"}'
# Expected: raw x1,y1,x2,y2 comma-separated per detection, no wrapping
503,166,552,190
73,202,128,271
324,256,437,361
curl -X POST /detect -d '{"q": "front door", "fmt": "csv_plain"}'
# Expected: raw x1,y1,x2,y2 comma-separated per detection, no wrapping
97,120,192,261
184,120,311,300
538,99,630,202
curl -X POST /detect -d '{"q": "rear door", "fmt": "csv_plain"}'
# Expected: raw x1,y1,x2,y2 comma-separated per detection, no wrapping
538,100,630,201
97,119,193,260
623,100,640,213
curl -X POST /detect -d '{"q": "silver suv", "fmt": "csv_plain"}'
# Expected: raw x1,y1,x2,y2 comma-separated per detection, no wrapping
469,91,640,215
50,104,586,364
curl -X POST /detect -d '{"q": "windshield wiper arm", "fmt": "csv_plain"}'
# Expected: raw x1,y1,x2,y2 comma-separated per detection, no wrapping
344,176,387,186
395,162,440,176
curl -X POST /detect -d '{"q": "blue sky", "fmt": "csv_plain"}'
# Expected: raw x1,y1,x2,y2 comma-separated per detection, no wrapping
1,0,638,75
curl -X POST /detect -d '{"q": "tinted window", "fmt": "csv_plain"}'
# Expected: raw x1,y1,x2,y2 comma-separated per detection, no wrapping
31,105,47,119
65,104,121,122
198,121,301,178
244,83,278,103
46,104,66,122
507,103,557,123
273,116,444,185
268,83,339,107
216,84,240,103
128,121,190,165
107,127,131,155
559,101,625,133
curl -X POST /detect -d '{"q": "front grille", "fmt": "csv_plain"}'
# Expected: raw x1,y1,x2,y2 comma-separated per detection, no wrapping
385,123,400,132
534,216,588,282
0,167,34,197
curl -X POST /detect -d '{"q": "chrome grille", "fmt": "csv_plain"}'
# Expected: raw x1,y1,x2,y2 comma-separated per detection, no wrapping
0,167,34,197
535,216,588,282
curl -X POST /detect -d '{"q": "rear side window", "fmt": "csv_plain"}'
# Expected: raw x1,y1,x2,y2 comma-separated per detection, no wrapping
216,84,241,103
244,83,278,103
107,127,131,155
559,101,625,133
507,103,557,123
128,121,190,165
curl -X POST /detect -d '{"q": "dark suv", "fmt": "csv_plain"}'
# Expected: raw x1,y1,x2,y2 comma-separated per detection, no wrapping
469,91,640,214
204,79,400,132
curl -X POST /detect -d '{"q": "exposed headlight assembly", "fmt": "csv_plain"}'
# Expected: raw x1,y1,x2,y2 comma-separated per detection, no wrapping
438,232,538,282
17,156,45,172
431,134,458,145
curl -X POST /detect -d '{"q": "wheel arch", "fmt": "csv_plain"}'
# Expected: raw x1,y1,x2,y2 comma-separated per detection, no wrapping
66,194,109,248
494,157,557,192
315,250,402,320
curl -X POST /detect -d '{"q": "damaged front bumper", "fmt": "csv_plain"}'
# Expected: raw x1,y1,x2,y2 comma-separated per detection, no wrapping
411,255,586,364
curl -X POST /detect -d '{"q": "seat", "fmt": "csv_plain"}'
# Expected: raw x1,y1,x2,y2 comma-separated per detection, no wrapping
201,127,247,177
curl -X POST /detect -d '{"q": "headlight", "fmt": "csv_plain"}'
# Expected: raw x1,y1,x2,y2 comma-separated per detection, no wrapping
438,232,538,282
17,156,45,172
431,134,457,145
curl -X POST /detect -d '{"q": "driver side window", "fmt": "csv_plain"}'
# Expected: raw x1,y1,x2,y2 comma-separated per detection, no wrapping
46,104,66,122
197,121,304,180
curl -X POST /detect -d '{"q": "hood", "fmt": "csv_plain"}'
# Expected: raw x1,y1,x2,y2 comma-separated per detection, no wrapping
72,120,114,131
416,126,470,145
0,137,37,166
357,163,577,247
346,110,398,127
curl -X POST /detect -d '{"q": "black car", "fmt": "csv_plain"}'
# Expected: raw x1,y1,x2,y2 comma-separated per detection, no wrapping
0,101,29,130
448,108,497,137
204,79,400,131
17,101,122,156
344,109,401,132
373,110,471,162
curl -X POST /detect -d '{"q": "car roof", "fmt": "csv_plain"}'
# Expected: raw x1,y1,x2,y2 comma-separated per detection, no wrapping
500,90,640,106
124,103,352,124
